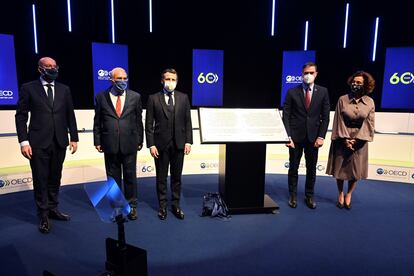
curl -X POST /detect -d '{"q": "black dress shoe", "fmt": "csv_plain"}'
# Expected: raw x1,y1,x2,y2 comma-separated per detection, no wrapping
336,201,344,209
49,210,71,221
288,195,297,208
344,202,352,210
158,208,167,220
304,197,316,209
127,207,137,220
39,216,50,234
171,206,185,220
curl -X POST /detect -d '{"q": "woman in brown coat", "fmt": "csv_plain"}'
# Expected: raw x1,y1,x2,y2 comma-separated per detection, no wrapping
326,71,375,210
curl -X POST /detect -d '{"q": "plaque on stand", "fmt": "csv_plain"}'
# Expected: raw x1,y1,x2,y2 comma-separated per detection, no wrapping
84,177,147,276
199,108,289,214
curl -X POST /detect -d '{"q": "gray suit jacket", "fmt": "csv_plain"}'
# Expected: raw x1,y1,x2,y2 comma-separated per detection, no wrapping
93,88,143,154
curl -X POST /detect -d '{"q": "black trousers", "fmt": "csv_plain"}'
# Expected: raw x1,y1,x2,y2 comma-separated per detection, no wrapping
288,140,319,198
104,152,138,207
154,140,185,209
30,138,66,217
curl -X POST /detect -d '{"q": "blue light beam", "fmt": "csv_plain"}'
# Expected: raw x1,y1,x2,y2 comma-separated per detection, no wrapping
372,17,380,62
271,0,276,36
32,4,38,54
304,21,309,51
343,3,349,48
67,0,72,32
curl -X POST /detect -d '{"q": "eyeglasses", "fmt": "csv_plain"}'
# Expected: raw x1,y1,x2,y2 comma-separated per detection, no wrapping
114,77,128,81
40,65,59,70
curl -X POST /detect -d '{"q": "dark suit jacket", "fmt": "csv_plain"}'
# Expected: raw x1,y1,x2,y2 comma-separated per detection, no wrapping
282,84,330,143
93,88,144,155
145,90,193,151
15,80,79,148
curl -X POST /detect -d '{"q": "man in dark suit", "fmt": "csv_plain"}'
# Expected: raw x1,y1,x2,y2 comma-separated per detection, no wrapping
93,67,144,221
15,57,78,233
145,68,193,220
282,62,330,209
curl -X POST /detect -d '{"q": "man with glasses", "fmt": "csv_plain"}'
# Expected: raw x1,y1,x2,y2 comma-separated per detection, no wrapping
282,62,330,209
15,57,79,233
93,67,143,220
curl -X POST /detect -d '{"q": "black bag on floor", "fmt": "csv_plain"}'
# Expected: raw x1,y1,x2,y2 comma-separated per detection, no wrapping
201,192,231,219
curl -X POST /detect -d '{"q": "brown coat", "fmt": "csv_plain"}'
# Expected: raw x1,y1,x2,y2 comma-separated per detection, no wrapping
326,94,375,180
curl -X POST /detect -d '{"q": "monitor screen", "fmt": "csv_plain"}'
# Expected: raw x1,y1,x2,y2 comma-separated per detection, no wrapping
280,51,316,107
381,47,414,109
192,49,224,106
0,34,19,105
91,42,128,99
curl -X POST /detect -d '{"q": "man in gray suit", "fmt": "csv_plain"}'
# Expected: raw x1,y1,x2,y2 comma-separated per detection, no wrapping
145,68,193,220
93,67,143,220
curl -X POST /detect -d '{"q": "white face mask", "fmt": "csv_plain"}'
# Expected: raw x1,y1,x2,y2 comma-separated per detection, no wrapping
302,73,315,85
164,81,177,92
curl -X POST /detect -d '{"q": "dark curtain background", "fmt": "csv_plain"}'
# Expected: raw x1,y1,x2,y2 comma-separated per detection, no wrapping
1,0,413,111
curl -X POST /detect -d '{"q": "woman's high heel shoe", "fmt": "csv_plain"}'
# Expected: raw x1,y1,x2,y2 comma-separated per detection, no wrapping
337,193,345,209
344,195,352,210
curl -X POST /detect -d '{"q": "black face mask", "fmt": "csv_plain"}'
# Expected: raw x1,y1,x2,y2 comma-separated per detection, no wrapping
350,83,364,94
41,68,59,81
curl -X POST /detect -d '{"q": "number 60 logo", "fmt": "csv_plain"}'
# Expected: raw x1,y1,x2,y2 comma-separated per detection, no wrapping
389,72,414,85
197,72,219,84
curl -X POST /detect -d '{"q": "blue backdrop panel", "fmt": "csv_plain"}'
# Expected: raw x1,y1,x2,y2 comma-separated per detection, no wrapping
192,49,224,106
280,51,316,106
0,34,19,105
381,47,414,109
91,43,128,99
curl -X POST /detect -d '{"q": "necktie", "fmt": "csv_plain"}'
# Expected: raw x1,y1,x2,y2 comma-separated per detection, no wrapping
46,84,53,106
116,95,122,117
167,93,174,111
305,87,311,110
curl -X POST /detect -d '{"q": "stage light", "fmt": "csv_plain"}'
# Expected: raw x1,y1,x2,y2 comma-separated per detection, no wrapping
111,0,115,43
67,0,72,32
149,0,153,33
343,3,349,48
271,0,276,36
372,17,379,62
32,4,38,54
304,21,309,51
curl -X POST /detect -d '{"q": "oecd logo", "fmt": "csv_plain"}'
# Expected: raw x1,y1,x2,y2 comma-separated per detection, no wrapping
0,179,7,188
389,72,414,85
285,75,302,84
411,173,414,179
141,166,154,173
197,72,219,84
0,178,31,188
284,162,290,168
376,168,384,175
0,90,13,99
317,164,325,171
97,69,111,80
200,162,218,169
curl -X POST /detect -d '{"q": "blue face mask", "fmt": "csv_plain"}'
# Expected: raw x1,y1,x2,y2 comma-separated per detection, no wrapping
114,80,128,91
